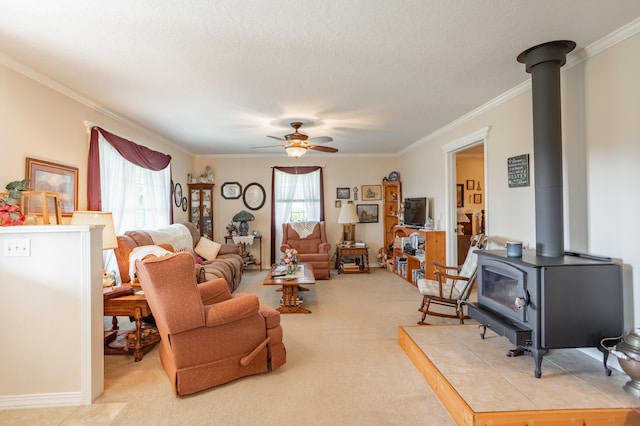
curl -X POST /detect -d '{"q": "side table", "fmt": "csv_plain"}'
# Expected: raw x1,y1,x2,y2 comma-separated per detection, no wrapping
224,235,262,270
103,291,160,362
336,244,370,274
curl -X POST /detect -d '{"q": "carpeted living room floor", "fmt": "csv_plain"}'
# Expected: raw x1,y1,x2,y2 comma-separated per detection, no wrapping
0,267,461,425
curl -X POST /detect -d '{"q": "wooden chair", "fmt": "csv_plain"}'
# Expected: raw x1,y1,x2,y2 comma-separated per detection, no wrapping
417,234,486,325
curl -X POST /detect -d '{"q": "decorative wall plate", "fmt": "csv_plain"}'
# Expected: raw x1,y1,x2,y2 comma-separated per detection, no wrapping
221,182,242,199
243,182,266,210
173,182,183,207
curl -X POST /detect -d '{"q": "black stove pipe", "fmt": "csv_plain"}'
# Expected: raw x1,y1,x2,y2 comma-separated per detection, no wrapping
517,40,576,257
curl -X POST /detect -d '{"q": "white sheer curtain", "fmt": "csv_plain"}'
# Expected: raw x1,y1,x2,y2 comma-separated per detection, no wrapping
98,134,171,274
273,169,320,257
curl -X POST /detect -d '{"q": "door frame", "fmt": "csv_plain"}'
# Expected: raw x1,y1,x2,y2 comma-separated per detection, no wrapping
441,126,490,265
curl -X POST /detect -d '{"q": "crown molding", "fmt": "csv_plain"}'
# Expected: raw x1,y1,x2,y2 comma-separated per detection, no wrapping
402,17,640,154
0,52,193,156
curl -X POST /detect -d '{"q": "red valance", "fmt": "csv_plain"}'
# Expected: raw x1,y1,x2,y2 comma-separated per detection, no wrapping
87,127,172,211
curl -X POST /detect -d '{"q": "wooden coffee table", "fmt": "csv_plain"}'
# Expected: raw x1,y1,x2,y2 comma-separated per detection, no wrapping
103,292,160,361
263,264,315,314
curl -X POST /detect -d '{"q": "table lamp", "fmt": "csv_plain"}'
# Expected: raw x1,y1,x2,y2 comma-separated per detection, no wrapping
338,201,359,245
71,211,118,286
457,209,470,235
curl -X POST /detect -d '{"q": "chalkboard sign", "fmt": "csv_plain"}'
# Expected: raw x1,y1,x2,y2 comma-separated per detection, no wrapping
508,154,530,188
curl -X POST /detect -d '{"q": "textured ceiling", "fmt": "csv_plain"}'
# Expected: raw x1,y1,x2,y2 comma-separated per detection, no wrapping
1,1,639,156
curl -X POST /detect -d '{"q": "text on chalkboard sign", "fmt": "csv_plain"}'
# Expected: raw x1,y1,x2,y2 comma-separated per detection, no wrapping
508,154,530,188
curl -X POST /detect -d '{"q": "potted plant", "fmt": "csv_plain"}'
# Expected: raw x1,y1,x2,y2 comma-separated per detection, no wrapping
0,178,30,226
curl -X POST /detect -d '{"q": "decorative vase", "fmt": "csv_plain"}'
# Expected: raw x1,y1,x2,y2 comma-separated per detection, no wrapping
286,264,298,275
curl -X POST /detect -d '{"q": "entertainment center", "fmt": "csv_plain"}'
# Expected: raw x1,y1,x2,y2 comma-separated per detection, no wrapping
392,226,445,285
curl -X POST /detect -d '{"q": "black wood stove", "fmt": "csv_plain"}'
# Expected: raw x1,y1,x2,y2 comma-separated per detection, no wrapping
467,40,624,378
467,250,622,378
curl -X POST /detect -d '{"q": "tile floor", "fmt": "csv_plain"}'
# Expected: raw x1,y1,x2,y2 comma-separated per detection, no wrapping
403,324,640,412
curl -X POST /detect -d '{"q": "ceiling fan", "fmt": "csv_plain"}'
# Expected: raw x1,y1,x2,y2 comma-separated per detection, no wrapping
253,122,338,158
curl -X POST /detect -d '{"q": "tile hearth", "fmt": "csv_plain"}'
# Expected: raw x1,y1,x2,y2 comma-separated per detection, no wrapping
400,324,640,425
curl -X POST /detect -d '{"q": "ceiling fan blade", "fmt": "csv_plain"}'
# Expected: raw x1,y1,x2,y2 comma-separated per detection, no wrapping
267,135,285,141
308,136,333,144
309,145,338,153
251,144,283,149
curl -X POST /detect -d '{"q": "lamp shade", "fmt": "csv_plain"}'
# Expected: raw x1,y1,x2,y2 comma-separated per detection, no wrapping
338,202,359,224
457,210,470,223
71,211,118,250
285,145,307,158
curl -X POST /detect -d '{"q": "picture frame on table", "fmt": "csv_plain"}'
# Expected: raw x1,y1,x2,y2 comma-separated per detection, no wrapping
361,185,382,201
356,204,379,223
336,187,350,199
25,157,78,216
335,200,342,208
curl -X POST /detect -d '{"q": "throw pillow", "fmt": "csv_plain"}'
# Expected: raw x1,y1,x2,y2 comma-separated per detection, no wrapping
195,237,221,261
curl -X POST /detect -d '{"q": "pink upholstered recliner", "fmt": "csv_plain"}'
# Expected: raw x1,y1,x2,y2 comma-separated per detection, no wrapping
135,252,286,396
281,221,331,279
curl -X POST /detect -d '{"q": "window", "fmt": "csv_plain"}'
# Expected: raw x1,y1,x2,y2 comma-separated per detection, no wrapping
270,167,324,263
90,128,172,276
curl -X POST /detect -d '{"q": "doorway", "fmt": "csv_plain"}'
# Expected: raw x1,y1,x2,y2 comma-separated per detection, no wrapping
442,127,489,265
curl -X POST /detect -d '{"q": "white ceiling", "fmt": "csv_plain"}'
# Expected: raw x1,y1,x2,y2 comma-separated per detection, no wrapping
1,1,640,156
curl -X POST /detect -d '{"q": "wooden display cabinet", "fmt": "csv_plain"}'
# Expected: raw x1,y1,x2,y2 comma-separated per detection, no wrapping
188,183,214,240
383,181,401,256
392,226,445,284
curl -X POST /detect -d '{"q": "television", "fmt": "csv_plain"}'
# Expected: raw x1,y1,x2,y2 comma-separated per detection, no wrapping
403,197,428,228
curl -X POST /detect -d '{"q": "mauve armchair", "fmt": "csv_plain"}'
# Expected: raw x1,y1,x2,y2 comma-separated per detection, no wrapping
281,221,331,279
135,252,286,396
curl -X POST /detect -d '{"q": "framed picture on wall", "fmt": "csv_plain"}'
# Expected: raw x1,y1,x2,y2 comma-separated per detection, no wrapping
466,180,475,190
456,184,464,207
25,157,78,216
356,204,379,223
336,187,350,199
361,185,382,201
474,193,482,204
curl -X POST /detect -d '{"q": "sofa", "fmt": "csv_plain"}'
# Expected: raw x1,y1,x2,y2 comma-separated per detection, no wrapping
114,222,244,292
280,221,331,279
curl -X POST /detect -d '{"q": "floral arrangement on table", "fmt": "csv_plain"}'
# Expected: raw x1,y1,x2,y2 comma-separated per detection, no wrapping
281,248,299,274
0,179,30,226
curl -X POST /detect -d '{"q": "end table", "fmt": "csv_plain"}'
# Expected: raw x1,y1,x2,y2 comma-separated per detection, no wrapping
336,243,370,274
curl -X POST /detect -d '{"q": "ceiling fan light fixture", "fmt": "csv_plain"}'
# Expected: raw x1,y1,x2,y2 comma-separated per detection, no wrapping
285,145,307,158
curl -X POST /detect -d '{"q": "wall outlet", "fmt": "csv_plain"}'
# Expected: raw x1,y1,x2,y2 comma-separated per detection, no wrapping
3,239,31,256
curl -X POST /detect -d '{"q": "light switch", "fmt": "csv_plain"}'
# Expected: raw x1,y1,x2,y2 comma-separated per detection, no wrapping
3,239,30,256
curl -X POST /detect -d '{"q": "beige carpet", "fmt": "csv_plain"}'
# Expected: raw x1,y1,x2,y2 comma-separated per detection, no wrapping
0,268,461,425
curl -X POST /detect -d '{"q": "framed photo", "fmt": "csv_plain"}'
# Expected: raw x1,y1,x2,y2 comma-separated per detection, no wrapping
356,204,379,223
25,157,78,216
456,184,464,208
336,187,350,199
335,200,342,208
361,185,382,201
474,193,482,204
243,182,266,210
173,182,183,207
466,180,475,190
221,181,242,199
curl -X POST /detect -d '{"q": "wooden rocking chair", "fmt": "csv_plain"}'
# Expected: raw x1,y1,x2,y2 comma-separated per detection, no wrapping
417,234,486,325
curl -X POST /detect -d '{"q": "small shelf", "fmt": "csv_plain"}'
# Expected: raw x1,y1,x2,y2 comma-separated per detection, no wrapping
391,226,445,284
